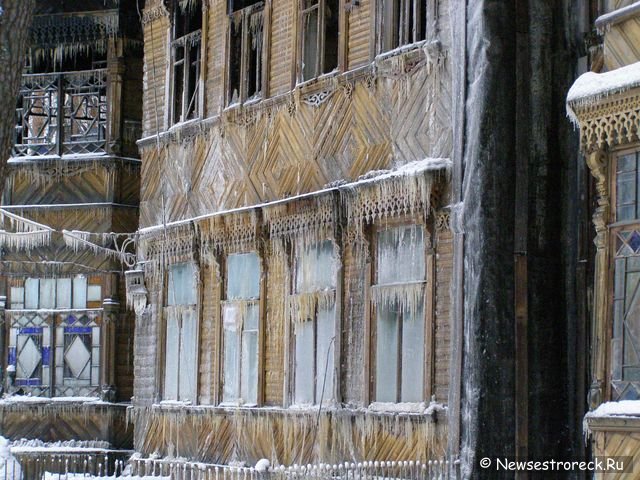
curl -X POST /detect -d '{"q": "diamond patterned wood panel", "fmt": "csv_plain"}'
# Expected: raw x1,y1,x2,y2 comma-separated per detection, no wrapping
139,52,451,227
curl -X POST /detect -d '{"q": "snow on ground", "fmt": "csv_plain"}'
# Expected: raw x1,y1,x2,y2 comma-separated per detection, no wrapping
0,436,22,480
42,475,169,480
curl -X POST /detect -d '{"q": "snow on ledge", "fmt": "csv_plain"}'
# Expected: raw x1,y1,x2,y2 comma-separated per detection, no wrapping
139,157,451,235
566,61,640,125
595,1,640,33
586,400,640,419
0,395,104,406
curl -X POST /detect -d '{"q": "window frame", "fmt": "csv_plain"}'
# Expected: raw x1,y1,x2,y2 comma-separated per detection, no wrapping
162,262,200,403
367,218,434,405
219,251,262,406
288,238,340,406
169,0,204,126
5,276,105,397
226,1,266,106
296,0,342,84
608,146,640,398
376,0,427,55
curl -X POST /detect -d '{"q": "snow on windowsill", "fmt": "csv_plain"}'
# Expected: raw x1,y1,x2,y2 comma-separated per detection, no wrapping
566,61,640,125
374,39,429,62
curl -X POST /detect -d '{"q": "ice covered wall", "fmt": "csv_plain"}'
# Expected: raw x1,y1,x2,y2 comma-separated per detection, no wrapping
452,0,588,477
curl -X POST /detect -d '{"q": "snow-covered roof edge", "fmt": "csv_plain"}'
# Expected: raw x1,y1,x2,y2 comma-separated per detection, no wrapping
566,61,640,126
139,158,451,236
595,1,640,34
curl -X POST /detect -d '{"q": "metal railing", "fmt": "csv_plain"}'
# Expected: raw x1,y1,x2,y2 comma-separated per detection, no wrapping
13,69,108,158
0,455,457,479
129,457,457,480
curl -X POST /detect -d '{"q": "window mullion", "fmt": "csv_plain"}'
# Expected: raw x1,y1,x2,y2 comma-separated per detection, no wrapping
241,12,250,102
396,307,402,403
317,0,325,76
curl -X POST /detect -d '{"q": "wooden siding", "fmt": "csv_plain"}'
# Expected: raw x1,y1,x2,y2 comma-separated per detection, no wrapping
268,0,296,95
131,407,447,465
434,222,452,402
142,7,170,137
139,59,451,228
0,403,132,448
346,0,372,69
604,17,640,70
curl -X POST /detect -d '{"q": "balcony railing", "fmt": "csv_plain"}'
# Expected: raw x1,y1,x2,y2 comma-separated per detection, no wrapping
13,69,108,158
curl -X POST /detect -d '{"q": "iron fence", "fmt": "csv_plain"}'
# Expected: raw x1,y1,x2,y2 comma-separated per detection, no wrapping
0,454,457,479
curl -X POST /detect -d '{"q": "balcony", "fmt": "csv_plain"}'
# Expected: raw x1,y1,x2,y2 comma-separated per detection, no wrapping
13,69,108,158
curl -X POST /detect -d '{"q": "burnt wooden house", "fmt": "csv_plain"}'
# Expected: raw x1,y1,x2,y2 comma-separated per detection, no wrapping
0,0,142,448
130,0,454,467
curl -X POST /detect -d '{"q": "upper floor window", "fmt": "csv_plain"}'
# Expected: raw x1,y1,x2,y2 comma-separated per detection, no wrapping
378,0,426,53
171,1,202,124
164,263,198,402
291,240,337,405
221,252,261,404
227,0,265,105
371,224,427,403
298,0,339,82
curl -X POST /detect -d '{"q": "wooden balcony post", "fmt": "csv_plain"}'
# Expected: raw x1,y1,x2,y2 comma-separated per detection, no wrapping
107,42,126,155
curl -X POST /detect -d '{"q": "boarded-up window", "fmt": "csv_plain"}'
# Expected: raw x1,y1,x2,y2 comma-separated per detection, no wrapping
378,0,425,53
171,1,202,124
291,240,336,405
372,225,426,403
222,252,260,404
227,0,264,105
164,263,199,402
299,0,339,82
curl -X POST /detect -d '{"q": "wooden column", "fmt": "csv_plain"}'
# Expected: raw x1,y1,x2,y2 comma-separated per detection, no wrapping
107,42,126,155
586,149,610,408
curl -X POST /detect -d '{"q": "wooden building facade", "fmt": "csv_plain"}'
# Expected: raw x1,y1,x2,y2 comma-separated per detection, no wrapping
131,0,454,466
568,1,640,477
0,0,142,446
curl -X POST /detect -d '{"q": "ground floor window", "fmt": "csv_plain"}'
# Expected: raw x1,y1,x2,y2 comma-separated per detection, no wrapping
164,263,199,402
222,252,260,405
371,224,427,403
291,240,337,405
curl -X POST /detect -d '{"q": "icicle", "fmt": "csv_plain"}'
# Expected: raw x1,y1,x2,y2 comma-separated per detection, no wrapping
288,290,336,324
370,282,425,316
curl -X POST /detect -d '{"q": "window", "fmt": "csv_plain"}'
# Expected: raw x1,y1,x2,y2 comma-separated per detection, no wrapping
221,252,260,404
55,314,100,395
378,0,425,53
371,224,426,403
6,276,103,397
164,263,199,401
171,1,202,124
227,0,264,105
9,276,100,311
290,240,337,405
612,151,640,387
298,0,339,82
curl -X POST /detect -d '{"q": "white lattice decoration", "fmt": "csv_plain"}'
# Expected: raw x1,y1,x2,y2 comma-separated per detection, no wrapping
571,92,640,152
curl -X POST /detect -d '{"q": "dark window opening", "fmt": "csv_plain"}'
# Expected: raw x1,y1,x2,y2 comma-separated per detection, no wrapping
299,0,339,82
171,0,202,124
380,0,425,53
26,49,107,74
227,2,264,105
